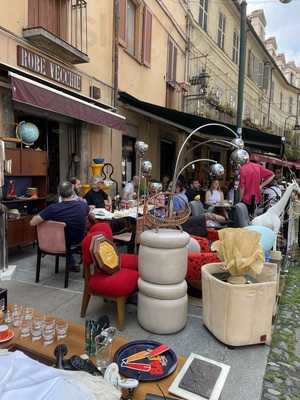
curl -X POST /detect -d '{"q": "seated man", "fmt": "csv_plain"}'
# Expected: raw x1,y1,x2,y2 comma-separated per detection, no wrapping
30,181,89,272
186,179,202,202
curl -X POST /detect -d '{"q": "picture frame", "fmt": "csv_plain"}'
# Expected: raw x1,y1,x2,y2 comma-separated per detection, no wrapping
168,353,230,400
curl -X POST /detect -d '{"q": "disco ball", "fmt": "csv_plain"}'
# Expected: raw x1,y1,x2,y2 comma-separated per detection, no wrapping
210,163,225,177
142,160,152,175
231,138,245,149
279,0,292,3
135,141,149,156
230,149,249,165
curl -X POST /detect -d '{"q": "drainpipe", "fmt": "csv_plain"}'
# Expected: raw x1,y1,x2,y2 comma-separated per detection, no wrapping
236,0,247,138
113,0,119,108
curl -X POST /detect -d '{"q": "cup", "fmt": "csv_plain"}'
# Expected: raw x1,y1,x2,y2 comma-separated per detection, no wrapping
31,313,44,342
23,307,34,321
12,305,23,328
43,317,56,346
95,327,117,372
56,320,68,340
95,334,112,372
4,308,13,324
20,319,31,338
0,325,9,340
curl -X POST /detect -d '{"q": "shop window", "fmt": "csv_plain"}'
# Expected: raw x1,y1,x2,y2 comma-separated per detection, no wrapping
199,0,209,32
217,13,226,50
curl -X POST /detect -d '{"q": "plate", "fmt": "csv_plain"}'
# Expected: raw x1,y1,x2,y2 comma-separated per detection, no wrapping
114,340,177,381
0,329,14,343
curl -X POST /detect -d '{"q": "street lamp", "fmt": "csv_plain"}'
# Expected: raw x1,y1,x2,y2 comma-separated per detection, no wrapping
236,0,293,138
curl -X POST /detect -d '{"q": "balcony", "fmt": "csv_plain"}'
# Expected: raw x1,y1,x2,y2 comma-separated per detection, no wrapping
23,0,89,64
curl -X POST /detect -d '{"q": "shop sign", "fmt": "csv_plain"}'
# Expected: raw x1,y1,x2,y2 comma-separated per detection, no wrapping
17,46,82,91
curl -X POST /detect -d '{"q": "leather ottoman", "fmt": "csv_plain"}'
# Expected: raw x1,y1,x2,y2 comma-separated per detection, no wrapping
138,229,190,334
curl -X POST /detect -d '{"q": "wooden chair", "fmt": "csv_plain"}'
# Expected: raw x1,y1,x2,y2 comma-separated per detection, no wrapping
35,221,77,289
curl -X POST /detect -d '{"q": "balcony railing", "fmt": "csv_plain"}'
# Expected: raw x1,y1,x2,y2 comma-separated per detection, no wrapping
23,0,89,64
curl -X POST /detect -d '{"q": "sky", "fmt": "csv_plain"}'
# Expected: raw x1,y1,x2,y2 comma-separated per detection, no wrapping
247,0,300,65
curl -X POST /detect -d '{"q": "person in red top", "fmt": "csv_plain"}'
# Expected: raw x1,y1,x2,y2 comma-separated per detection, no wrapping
240,159,274,216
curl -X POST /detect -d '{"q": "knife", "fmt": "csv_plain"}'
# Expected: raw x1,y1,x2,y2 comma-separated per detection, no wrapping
122,344,169,364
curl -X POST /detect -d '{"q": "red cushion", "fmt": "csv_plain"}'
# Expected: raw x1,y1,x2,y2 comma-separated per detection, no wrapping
120,253,138,271
88,268,138,297
187,252,220,281
89,223,113,241
207,229,219,243
191,236,210,252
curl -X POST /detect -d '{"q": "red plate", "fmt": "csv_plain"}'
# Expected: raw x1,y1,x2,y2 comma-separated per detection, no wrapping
0,329,14,343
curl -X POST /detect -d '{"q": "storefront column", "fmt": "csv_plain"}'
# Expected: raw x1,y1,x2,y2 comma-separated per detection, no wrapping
79,123,91,184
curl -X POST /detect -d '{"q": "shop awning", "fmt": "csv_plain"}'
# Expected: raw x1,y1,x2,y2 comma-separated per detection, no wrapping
119,91,283,156
10,72,126,131
251,153,300,170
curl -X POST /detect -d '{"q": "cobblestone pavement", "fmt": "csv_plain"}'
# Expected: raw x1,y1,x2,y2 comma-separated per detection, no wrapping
261,263,300,400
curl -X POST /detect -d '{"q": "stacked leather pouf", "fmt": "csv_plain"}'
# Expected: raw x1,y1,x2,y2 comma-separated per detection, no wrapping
137,229,190,334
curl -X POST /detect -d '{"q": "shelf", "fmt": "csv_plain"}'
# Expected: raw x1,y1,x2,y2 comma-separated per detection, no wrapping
2,197,47,204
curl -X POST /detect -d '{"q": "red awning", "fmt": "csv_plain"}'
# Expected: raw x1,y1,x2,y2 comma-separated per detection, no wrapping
251,153,300,170
10,72,125,131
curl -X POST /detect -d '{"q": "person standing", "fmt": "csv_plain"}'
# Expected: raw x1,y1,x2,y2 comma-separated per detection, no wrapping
122,176,139,201
240,159,274,216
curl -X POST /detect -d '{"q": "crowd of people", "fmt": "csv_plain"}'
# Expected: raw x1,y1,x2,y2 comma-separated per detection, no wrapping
28,156,298,272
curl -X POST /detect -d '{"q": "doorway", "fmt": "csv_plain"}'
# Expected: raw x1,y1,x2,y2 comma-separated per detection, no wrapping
122,135,136,187
160,139,175,180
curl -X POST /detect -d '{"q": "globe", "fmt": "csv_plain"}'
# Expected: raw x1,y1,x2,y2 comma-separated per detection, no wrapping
17,121,39,146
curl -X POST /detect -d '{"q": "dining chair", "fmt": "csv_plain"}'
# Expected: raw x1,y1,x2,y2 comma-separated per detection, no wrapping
35,221,76,288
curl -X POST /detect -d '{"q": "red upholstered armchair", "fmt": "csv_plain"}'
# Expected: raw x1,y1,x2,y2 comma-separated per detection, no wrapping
187,235,220,290
80,223,139,330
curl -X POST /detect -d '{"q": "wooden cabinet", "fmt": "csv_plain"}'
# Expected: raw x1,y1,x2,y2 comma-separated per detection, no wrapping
7,216,36,248
21,150,48,176
5,148,21,175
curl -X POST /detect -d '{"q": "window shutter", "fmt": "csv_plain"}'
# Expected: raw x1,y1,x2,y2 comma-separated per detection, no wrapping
166,40,173,82
119,0,127,46
173,46,177,83
28,0,39,27
257,62,264,88
263,64,270,91
142,7,152,67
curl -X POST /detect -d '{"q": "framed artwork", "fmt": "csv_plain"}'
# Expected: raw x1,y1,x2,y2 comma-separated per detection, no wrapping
168,353,230,400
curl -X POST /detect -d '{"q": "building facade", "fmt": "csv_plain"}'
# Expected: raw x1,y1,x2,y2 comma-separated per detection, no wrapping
0,0,298,195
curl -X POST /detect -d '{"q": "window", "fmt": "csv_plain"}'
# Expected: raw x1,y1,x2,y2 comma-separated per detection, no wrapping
280,92,283,110
217,13,226,50
263,63,271,91
290,72,294,85
166,39,177,86
119,0,152,66
232,31,239,64
289,96,293,114
199,0,208,32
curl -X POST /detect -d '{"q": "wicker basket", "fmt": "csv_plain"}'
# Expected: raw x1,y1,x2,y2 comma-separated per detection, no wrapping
144,192,191,229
